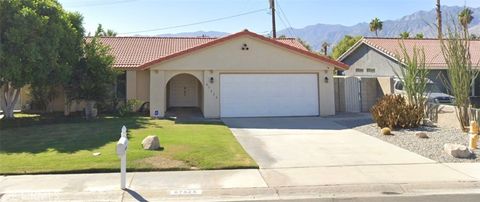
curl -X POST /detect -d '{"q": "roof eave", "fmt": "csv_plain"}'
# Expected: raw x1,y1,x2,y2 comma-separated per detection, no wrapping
137,30,349,70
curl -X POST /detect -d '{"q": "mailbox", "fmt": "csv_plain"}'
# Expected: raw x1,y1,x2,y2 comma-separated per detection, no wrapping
116,126,128,156
116,137,128,156
117,125,128,189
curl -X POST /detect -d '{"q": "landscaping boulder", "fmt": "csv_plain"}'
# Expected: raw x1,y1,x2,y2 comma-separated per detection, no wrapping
415,132,429,139
444,143,472,158
142,135,160,150
381,127,392,135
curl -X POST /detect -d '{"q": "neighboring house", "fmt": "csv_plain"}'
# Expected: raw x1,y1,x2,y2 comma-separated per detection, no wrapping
338,37,480,96
19,30,348,118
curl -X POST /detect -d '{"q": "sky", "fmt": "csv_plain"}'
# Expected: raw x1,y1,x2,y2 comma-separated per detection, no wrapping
58,0,480,36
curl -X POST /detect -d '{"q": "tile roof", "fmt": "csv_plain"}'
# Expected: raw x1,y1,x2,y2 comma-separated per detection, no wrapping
345,37,480,69
94,30,348,70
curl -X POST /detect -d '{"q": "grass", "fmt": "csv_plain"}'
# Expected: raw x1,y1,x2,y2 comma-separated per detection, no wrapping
0,113,257,174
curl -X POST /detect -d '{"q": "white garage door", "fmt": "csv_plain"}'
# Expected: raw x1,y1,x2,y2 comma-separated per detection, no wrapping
220,74,319,117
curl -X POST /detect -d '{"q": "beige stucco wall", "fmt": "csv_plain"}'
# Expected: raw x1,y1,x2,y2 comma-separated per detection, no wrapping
15,86,86,112
126,70,150,110
143,35,337,118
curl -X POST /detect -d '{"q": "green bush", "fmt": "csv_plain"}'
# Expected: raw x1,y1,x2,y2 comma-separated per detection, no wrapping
117,99,141,117
370,94,423,129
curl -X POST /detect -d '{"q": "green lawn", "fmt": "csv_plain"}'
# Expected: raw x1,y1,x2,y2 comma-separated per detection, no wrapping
0,114,257,174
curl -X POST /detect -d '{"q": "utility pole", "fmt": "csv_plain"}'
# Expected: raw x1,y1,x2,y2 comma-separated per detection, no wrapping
436,0,442,39
269,0,276,38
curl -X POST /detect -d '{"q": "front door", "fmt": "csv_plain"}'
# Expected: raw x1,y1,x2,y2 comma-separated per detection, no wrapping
168,74,198,107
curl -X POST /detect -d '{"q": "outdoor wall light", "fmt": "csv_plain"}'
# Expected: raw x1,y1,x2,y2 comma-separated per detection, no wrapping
324,76,329,83
210,77,214,83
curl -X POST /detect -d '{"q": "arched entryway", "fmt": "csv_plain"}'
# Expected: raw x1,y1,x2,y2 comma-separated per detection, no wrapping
166,73,204,118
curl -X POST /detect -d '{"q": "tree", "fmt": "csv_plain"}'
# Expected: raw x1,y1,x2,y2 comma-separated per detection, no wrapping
332,35,362,59
369,17,383,37
0,0,83,118
321,42,329,55
415,33,424,39
437,0,442,39
400,32,410,39
67,34,116,119
440,24,479,131
31,12,85,112
458,7,474,32
95,24,117,37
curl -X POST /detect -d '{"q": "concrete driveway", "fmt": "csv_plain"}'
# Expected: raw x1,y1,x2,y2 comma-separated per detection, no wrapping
223,117,435,169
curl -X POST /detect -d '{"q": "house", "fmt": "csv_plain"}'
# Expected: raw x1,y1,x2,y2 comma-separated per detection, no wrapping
339,37,480,95
20,30,347,118
336,37,480,111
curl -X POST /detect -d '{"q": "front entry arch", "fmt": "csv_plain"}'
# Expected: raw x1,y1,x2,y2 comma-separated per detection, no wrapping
166,74,203,112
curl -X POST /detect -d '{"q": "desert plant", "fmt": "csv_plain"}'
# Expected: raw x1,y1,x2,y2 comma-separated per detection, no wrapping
394,41,430,115
371,94,424,129
440,24,479,131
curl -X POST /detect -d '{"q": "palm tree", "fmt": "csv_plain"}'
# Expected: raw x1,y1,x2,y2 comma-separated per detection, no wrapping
458,7,474,31
399,32,410,39
321,42,329,55
369,17,383,37
95,24,118,37
415,33,424,39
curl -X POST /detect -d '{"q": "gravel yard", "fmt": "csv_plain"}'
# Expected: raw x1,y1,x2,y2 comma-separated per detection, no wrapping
333,108,480,163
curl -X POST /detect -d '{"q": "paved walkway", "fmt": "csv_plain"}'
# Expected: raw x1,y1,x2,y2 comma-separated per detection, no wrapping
1,164,480,201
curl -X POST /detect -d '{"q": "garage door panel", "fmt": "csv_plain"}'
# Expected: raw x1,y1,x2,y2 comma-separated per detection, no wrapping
220,74,319,117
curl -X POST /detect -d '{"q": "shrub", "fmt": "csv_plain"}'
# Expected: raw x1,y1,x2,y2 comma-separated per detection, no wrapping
371,94,424,129
117,99,141,117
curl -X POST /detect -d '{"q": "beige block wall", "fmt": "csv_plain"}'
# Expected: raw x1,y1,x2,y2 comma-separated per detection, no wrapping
144,35,339,118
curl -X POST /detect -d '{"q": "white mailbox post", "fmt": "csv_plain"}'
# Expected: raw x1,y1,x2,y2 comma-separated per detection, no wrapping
116,125,128,190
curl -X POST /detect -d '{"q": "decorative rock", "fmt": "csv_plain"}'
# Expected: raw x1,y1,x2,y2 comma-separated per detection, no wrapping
381,127,392,135
415,132,429,139
142,135,160,150
444,143,472,158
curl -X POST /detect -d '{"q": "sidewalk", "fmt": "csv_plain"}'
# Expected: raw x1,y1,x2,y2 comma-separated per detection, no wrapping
2,163,480,201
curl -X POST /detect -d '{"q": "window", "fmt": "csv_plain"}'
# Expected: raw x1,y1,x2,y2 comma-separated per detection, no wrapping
366,68,376,73
116,71,126,99
355,68,364,73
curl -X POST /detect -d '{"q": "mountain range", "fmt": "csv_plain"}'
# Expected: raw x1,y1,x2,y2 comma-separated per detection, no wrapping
157,6,480,51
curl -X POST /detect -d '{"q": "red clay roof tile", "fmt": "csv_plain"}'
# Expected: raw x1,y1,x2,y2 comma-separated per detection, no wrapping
362,37,480,68
94,30,348,70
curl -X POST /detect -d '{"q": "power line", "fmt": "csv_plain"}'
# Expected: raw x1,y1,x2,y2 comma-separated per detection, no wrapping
275,0,297,38
119,8,269,35
276,11,295,37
